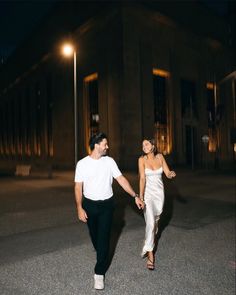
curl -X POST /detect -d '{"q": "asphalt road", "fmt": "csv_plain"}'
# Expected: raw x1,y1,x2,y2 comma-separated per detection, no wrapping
0,169,235,295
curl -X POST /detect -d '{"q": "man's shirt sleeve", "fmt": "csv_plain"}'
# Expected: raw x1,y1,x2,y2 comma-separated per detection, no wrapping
110,158,122,178
74,162,84,182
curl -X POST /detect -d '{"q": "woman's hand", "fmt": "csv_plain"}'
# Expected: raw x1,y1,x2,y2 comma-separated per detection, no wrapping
168,171,176,179
135,197,145,209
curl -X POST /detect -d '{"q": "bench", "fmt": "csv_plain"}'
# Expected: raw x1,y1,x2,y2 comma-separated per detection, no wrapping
15,165,31,176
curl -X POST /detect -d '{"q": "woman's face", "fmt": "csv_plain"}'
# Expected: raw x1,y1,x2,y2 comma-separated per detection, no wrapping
142,140,154,154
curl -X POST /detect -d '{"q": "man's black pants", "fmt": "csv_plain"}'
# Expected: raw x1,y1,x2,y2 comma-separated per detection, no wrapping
83,197,114,275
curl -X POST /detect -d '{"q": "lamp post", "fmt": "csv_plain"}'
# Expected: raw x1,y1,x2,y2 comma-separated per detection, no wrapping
61,43,78,166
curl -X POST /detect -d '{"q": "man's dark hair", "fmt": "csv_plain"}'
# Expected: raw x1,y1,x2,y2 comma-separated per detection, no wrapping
89,132,107,151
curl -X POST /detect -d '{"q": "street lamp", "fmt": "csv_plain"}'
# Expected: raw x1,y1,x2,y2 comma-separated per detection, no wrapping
61,43,78,166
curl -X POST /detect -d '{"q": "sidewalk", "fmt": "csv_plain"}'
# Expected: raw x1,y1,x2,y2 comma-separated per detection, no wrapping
0,168,235,295
0,168,235,237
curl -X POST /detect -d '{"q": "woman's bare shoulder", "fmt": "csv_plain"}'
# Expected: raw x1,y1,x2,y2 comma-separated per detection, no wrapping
139,155,148,165
156,153,163,158
138,155,145,162
156,153,164,162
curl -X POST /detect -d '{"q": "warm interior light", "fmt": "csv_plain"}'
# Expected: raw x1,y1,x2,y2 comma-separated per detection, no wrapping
84,73,98,82
62,44,74,57
206,82,214,90
153,68,170,78
208,128,217,152
154,123,171,155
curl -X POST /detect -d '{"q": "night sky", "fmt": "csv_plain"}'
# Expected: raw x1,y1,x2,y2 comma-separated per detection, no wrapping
0,0,231,63
0,0,55,61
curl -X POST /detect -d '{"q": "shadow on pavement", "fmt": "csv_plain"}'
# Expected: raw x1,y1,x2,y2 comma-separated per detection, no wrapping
0,223,85,265
108,195,127,269
157,177,188,239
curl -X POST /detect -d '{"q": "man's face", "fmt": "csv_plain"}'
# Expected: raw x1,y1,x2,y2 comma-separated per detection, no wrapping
96,138,109,156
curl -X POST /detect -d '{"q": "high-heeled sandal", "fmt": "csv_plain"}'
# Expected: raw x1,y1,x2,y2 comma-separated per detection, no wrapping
147,258,155,270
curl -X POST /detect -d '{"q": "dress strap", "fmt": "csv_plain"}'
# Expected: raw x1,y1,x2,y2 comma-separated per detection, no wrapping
156,153,163,167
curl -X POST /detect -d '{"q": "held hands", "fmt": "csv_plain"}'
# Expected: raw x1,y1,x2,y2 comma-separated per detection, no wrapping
135,196,145,210
78,207,88,223
168,171,176,179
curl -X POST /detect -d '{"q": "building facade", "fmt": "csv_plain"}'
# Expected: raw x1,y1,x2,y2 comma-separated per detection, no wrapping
0,1,235,173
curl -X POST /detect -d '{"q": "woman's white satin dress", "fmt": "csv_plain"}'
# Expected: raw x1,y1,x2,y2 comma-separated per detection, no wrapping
141,167,164,256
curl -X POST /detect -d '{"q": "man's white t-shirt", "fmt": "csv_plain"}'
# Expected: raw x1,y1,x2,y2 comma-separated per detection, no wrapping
74,155,122,201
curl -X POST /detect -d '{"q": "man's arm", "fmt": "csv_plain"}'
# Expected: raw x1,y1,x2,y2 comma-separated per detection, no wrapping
74,182,88,222
116,175,144,209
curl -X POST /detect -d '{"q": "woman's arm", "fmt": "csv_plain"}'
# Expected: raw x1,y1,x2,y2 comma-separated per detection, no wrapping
159,154,176,179
138,157,146,200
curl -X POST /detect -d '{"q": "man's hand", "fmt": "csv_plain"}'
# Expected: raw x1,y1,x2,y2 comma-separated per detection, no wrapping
135,197,145,209
78,207,88,223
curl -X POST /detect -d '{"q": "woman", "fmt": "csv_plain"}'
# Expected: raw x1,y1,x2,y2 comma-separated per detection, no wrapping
138,139,176,270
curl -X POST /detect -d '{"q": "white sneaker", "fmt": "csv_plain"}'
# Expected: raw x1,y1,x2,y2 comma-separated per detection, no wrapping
94,274,104,290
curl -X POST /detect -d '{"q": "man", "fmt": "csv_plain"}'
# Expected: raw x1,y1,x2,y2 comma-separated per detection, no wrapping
74,132,144,290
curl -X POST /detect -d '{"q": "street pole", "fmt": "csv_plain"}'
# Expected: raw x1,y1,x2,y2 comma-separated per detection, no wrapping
73,51,78,166
61,43,78,167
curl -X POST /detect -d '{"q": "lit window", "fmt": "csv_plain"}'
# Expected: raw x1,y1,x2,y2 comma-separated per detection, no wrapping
206,82,217,152
153,68,171,154
84,73,99,140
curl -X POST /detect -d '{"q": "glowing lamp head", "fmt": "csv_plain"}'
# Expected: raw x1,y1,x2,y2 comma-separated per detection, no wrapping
62,44,74,57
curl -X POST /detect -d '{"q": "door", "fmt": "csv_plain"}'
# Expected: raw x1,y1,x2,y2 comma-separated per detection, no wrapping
185,125,196,168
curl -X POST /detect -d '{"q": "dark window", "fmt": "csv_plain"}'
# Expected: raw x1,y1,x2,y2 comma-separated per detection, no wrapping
87,78,99,137
46,75,53,157
11,99,16,155
6,101,10,155
2,102,8,155
7,101,13,156
35,84,41,156
153,75,167,124
25,88,31,156
0,106,3,155
207,88,215,127
181,79,197,117
18,94,23,156
185,125,197,166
